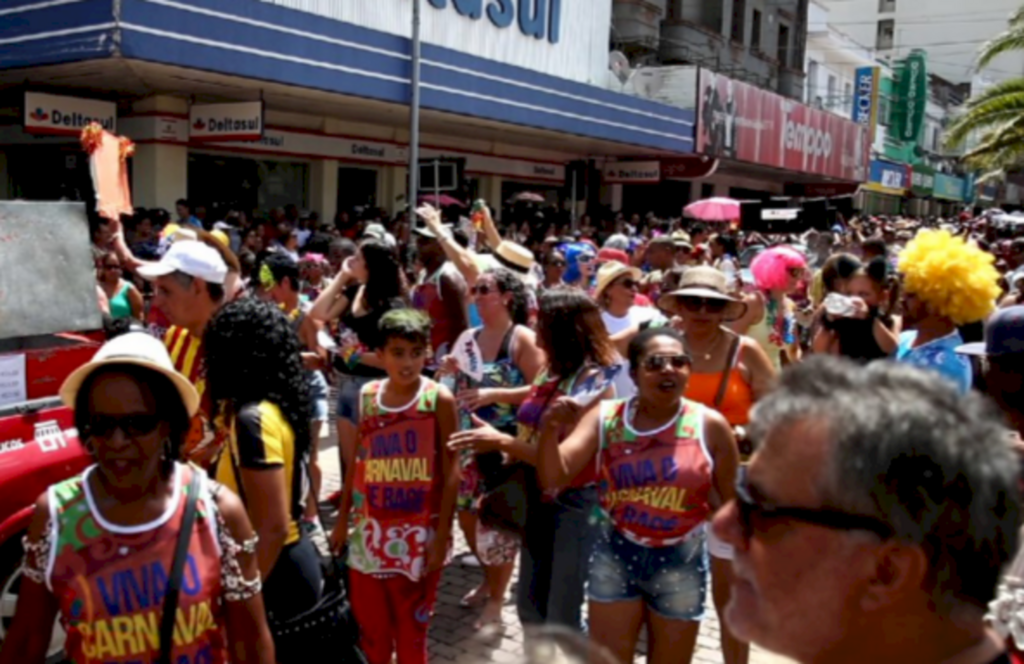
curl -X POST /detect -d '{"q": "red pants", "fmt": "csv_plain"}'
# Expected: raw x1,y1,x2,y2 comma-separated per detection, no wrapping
349,569,442,664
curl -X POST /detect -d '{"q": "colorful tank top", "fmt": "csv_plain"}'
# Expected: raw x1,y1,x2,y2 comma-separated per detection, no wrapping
46,464,227,664
597,398,712,547
454,326,525,434
348,378,443,580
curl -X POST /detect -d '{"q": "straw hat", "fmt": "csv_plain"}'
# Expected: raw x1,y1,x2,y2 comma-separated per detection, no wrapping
60,332,200,416
594,261,642,299
493,241,535,275
657,266,747,321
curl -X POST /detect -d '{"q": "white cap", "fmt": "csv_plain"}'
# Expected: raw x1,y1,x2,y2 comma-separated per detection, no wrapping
138,240,228,285
60,332,200,416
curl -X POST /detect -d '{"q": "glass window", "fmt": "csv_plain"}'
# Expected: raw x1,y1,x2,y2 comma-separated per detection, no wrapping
777,23,791,67
731,0,746,43
876,19,895,50
751,9,762,50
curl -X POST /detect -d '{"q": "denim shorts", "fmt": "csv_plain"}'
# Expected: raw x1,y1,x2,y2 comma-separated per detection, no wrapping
587,525,708,621
335,374,372,424
308,370,329,423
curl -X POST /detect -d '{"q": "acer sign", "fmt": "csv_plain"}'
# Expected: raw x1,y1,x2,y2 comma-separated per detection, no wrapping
696,69,869,182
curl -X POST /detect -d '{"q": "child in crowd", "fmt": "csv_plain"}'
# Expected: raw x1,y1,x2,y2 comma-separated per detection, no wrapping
332,309,460,664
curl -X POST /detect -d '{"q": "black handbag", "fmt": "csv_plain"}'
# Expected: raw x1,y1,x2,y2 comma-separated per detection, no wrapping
226,429,367,664
158,470,202,664
268,552,366,664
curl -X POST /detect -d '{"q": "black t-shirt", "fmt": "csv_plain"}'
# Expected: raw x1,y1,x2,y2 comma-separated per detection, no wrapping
337,285,403,378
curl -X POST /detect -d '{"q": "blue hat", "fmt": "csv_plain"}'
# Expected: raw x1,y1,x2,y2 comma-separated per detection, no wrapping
956,306,1024,356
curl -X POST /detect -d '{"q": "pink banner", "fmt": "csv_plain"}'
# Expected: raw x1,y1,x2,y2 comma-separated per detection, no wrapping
696,69,869,182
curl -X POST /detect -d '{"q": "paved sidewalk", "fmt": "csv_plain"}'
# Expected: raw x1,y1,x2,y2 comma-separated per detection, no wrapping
315,427,793,664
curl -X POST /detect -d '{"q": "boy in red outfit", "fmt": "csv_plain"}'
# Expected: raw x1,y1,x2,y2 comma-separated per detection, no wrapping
332,309,460,664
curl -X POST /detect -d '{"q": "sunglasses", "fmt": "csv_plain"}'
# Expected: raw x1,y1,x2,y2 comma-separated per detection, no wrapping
547,260,567,268
642,354,691,372
734,466,894,542
615,278,639,290
679,296,729,314
103,264,121,271
470,284,495,296
788,267,806,278
85,414,162,439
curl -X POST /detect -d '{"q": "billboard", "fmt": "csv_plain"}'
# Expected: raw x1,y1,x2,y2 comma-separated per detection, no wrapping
696,69,869,182
851,67,880,143
893,51,927,143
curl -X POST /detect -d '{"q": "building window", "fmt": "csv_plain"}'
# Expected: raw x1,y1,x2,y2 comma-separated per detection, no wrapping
878,0,896,12
731,0,746,43
807,60,819,104
876,19,895,50
844,81,853,113
827,75,837,107
933,126,942,151
701,0,724,34
751,9,762,50
778,22,791,67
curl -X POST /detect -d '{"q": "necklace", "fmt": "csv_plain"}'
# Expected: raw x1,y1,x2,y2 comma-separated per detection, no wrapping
685,330,724,361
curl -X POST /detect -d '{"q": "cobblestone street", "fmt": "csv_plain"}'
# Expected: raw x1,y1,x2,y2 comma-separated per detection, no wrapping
315,426,793,664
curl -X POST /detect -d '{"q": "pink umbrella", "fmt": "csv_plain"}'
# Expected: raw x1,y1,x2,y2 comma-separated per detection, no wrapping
510,191,545,203
683,197,741,222
418,194,466,207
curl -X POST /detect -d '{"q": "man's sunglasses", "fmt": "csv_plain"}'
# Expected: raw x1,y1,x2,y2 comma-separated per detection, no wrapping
734,465,894,541
641,354,691,372
85,414,162,439
470,284,495,295
679,296,729,314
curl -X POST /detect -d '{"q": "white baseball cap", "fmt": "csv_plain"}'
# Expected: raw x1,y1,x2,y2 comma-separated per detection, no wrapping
138,240,228,285
60,332,200,416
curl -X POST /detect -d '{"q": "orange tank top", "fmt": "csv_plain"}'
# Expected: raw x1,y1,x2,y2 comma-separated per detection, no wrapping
684,341,754,427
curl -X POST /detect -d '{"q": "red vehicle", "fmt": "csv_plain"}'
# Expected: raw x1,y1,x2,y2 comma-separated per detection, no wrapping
0,332,100,659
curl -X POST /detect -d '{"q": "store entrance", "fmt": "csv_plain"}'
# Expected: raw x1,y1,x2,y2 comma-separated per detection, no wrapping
189,154,308,216
337,167,378,215
6,145,97,203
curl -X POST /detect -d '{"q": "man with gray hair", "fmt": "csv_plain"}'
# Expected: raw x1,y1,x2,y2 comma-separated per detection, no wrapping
713,356,1020,664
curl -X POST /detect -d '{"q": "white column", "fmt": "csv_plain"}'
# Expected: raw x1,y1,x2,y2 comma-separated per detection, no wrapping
382,166,408,217
477,175,503,218
309,159,338,220
130,96,189,212
133,143,187,212
610,184,624,212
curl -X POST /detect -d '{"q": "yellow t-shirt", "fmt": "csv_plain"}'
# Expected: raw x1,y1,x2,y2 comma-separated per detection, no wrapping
215,401,302,545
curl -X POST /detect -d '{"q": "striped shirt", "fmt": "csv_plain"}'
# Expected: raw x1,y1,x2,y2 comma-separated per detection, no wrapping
164,325,219,463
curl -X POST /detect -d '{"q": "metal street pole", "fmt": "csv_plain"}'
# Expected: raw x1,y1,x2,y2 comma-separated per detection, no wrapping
408,0,422,220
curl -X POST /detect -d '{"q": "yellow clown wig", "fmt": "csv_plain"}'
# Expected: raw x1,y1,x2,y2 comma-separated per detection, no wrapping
897,229,1000,325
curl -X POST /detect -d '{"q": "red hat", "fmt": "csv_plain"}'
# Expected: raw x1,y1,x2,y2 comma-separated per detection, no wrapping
597,248,629,264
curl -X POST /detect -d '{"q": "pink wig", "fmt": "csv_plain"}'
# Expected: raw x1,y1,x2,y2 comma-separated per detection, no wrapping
750,246,808,291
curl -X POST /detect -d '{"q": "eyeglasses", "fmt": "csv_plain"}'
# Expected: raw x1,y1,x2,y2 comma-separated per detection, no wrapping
734,465,894,542
616,278,639,290
470,284,494,296
679,296,729,314
547,260,567,268
641,354,691,372
85,414,162,439
103,264,121,271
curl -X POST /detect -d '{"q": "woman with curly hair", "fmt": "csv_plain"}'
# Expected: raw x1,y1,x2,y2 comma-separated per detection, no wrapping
204,299,322,641
442,268,545,629
895,229,1001,394
731,245,808,369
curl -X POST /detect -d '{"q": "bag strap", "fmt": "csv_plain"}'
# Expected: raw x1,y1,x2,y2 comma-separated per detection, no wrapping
714,335,742,409
159,468,202,664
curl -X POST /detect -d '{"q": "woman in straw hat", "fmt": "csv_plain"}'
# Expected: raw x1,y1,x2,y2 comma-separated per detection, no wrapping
0,332,272,664
658,265,776,664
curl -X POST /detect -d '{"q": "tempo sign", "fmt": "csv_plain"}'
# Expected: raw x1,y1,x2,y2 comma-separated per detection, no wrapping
189,101,264,142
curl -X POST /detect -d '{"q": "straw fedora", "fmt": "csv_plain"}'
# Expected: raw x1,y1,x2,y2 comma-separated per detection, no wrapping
493,241,535,275
657,266,748,321
594,261,643,300
60,332,200,416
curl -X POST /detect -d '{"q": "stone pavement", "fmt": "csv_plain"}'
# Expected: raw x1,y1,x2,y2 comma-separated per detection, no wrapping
314,425,793,664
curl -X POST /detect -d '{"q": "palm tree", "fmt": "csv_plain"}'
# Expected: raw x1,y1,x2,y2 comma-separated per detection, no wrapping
944,6,1024,180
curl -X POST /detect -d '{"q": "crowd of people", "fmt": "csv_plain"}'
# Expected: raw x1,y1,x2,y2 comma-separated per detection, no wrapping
5,195,1024,664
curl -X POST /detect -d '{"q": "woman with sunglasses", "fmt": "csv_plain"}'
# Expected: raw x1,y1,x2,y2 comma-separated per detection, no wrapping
1,333,273,664
542,250,567,290
561,243,598,292
449,287,620,632
536,327,739,664
731,246,808,369
596,261,662,399
442,268,545,630
96,251,143,320
658,266,775,664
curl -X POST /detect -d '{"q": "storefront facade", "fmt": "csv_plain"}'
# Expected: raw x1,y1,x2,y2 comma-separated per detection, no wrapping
0,0,696,218
858,159,909,215
907,165,936,217
932,172,967,218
